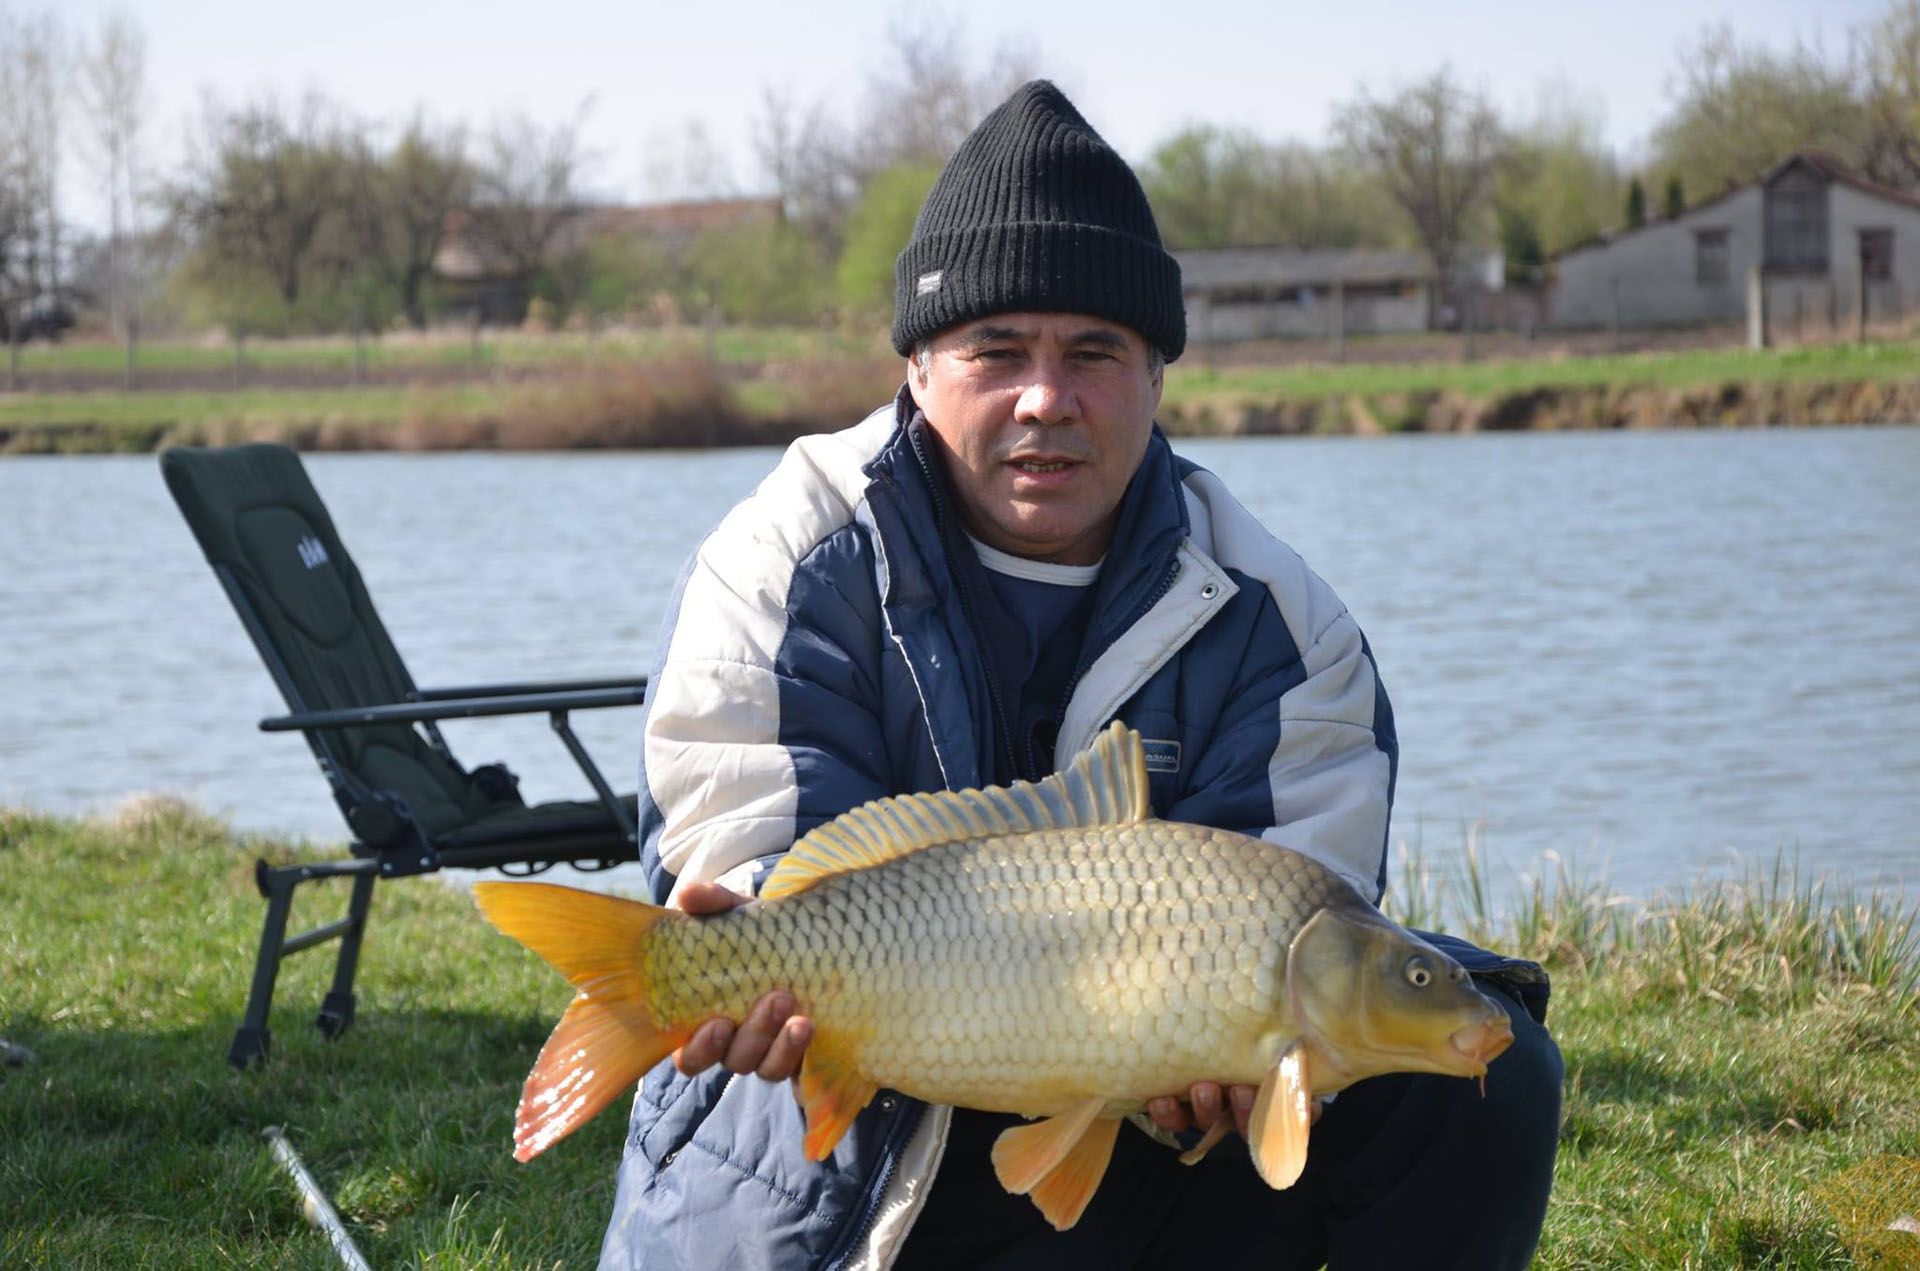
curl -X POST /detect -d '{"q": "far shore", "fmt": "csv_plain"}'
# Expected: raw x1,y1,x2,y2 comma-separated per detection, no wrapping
3,328,1919,454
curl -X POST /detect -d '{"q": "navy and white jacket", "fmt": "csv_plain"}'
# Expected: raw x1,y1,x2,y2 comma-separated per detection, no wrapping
603,393,1403,1269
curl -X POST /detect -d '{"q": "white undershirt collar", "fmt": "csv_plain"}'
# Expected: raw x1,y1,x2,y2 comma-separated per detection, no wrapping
965,534,1103,586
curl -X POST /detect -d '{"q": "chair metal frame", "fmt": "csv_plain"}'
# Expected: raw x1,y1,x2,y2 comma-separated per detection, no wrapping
167,447,647,1069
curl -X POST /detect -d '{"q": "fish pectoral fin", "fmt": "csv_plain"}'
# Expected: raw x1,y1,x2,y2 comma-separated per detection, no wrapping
1023,1114,1121,1231
990,1096,1108,1195
1248,1040,1313,1190
796,1031,878,1162
1177,1116,1234,1166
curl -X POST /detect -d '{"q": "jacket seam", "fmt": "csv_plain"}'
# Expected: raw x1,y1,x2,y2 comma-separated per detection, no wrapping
674,1135,832,1219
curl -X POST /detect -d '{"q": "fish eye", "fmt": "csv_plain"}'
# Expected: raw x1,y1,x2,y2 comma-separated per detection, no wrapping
1404,955,1434,988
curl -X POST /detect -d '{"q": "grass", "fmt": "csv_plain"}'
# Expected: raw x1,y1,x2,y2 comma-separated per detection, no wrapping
3,801,1916,1266
5,328,1920,453
7,325,884,375
1160,337,1920,405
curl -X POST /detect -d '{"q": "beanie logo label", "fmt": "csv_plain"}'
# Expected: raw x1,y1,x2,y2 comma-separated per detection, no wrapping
915,270,944,297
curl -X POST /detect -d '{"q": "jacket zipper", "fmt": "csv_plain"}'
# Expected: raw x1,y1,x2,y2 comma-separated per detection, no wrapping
825,1100,926,1271
907,429,1019,784
1049,553,1182,759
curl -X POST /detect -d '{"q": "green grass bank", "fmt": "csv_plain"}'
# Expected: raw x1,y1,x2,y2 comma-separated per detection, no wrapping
4,337,1920,454
2,802,1915,1266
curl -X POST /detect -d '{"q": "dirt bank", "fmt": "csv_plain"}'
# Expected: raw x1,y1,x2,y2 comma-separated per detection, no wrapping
4,377,1916,455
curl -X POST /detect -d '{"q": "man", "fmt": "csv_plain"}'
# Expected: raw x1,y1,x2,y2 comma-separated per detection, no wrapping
602,81,1561,1269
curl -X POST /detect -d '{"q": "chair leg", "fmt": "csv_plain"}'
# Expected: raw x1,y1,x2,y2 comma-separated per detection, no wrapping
317,871,376,1040
230,860,297,1070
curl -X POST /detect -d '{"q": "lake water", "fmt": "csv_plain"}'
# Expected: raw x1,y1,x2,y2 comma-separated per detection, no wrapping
2,428,1915,910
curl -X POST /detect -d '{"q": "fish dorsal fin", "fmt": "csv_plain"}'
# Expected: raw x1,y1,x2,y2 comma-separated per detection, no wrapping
760,721,1150,900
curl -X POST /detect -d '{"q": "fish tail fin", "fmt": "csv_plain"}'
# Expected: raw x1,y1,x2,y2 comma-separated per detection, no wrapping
473,881,687,1162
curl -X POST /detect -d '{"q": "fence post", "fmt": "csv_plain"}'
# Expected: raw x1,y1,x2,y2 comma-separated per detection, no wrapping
1747,267,1768,350
124,308,138,391
232,322,246,389
1857,246,1870,343
1331,278,1345,363
352,301,366,387
1608,277,1621,353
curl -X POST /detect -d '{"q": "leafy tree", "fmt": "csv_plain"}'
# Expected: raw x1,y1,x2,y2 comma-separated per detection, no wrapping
1335,68,1503,322
1624,177,1647,229
1663,174,1687,219
1497,205,1545,286
1860,0,1920,189
1140,128,1397,250
834,161,941,319
1490,83,1621,258
347,115,474,329
170,94,354,310
688,219,830,326
1650,26,1865,195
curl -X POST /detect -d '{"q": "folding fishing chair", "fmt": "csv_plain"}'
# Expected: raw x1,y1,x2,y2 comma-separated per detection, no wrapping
161,443,645,1069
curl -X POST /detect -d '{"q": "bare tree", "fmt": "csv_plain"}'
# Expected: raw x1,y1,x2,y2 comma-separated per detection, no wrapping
79,10,147,378
752,26,1038,254
0,9,65,380
1336,68,1504,325
461,105,594,287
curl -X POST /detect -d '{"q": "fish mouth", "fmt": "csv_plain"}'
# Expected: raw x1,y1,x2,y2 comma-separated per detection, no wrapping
1447,1015,1515,1075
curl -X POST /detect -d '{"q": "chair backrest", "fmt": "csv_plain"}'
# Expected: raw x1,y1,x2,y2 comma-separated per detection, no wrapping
161,443,491,840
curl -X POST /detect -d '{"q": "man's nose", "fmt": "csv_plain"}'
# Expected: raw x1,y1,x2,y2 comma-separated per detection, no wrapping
1013,361,1077,425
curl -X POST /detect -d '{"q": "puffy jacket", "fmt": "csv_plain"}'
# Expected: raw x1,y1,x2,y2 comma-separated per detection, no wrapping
602,392,1466,1269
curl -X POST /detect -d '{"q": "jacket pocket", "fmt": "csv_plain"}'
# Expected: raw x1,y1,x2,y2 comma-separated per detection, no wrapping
631,1061,732,1172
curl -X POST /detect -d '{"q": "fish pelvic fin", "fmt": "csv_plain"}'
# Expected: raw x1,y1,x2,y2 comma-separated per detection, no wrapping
762,721,1150,900
990,1098,1121,1231
472,882,685,1163
796,1030,879,1161
1248,1040,1314,1190
1177,1116,1234,1166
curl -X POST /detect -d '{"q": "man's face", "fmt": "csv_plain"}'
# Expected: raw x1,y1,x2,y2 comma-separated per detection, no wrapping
906,313,1163,567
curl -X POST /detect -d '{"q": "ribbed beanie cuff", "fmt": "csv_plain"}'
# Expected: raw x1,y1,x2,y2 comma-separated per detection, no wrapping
891,81,1185,361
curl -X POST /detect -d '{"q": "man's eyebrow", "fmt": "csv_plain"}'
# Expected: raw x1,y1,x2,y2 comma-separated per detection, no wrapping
955,324,1028,348
1068,328,1129,350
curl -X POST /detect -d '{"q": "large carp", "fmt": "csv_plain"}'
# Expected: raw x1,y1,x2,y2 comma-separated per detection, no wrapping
475,722,1514,1229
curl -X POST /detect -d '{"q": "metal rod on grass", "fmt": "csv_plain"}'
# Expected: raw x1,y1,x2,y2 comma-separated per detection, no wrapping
262,1126,372,1271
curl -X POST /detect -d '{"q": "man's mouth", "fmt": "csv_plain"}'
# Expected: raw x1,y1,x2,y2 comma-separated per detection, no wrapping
1013,459,1070,473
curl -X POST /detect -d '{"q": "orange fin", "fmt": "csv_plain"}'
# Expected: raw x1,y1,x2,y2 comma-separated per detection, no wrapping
1248,1040,1313,1189
990,1096,1106,1195
1024,1114,1121,1231
1177,1116,1233,1166
796,1031,878,1161
472,882,685,1162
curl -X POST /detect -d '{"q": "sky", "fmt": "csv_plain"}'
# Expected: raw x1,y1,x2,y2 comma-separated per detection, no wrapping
50,0,1889,226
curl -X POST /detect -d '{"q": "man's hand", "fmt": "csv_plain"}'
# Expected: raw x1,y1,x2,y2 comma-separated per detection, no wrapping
668,881,814,1080
1146,1083,1328,1138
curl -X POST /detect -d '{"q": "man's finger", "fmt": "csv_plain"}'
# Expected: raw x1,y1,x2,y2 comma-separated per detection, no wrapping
1229,1084,1256,1136
722,991,794,1074
1188,1082,1224,1132
756,1015,814,1081
1147,1096,1192,1133
672,1018,734,1075
674,880,749,915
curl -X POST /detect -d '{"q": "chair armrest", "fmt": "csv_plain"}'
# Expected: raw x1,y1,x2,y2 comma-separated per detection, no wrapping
410,676,648,701
260,686,646,732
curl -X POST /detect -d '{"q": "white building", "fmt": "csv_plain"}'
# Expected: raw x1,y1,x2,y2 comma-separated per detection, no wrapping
1551,154,1920,330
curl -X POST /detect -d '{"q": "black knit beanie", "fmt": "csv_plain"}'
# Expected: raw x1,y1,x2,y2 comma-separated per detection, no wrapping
891,80,1185,361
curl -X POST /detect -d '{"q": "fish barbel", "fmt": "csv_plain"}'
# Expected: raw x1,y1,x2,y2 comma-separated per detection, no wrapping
475,723,1514,1229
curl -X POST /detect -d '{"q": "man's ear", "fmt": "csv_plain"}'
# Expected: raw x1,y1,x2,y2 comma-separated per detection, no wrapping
905,354,929,409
